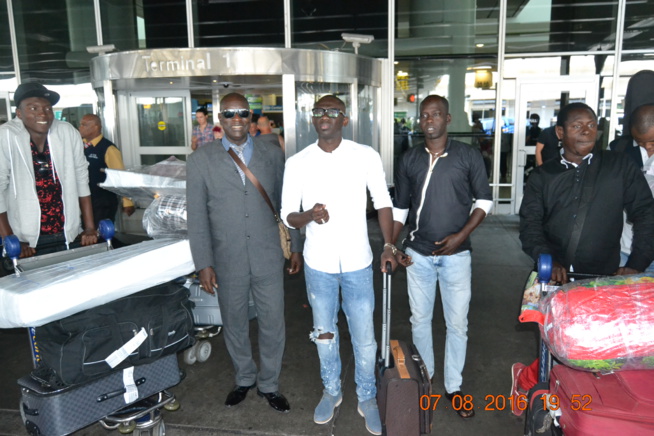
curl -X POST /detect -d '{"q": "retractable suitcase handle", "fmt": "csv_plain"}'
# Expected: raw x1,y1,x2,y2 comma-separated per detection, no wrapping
382,261,393,367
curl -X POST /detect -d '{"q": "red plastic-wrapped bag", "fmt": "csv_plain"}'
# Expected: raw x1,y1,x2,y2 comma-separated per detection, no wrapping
537,274,654,372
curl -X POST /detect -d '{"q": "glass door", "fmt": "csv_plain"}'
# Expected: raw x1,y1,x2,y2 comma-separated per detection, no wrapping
122,90,192,167
513,76,600,212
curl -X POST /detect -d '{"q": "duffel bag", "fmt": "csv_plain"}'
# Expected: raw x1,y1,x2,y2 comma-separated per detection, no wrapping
33,280,195,387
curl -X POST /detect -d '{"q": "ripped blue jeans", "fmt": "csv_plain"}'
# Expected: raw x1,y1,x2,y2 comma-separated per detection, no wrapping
305,263,377,402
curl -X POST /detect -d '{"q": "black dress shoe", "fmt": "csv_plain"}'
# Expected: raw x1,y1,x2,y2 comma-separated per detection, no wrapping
225,384,256,407
257,389,290,413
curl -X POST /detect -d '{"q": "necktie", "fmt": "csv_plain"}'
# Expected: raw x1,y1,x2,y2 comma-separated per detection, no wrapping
231,144,246,184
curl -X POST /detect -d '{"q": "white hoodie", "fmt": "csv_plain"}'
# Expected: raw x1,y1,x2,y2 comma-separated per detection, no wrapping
0,117,91,247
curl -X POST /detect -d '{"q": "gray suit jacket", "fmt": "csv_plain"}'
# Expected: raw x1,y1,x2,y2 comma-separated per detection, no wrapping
187,137,300,280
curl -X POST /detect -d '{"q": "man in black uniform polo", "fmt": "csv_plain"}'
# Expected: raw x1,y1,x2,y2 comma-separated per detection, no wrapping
79,114,135,227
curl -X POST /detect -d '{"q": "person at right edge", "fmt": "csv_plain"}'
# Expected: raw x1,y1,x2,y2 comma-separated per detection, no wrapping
391,95,493,419
510,102,654,416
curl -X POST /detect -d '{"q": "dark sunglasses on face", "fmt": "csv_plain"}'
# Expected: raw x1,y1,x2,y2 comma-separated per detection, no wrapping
312,108,345,118
221,109,250,119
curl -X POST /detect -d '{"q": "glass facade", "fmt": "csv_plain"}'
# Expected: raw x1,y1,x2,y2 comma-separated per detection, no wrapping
1,0,652,213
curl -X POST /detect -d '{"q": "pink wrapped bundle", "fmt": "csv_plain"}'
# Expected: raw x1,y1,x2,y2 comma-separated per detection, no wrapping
540,275,654,372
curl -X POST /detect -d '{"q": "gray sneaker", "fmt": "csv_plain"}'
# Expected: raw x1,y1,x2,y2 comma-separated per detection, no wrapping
313,391,343,424
357,399,382,435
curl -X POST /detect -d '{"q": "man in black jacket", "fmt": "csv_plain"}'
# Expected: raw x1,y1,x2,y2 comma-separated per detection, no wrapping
519,102,654,282
511,103,654,415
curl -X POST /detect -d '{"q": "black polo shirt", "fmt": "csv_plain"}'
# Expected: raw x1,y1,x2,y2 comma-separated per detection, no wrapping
394,139,492,256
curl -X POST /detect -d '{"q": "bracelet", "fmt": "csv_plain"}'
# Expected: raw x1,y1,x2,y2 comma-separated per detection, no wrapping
383,243,398,256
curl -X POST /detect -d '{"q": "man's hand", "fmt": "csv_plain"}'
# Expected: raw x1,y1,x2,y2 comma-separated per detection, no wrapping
287,252,303,275
394,249,413,267
310,203,329,225
615,266,639,276
432,232,466,256
19,242,36,258
381,249,397,273
199,267,218,295
123,206,136,217
80,228,98,246
551,261,569,284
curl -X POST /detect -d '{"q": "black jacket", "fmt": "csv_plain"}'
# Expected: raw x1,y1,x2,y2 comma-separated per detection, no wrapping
519,150,654,274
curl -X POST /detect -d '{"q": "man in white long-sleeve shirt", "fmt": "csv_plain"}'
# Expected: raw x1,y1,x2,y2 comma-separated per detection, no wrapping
281,95,395,435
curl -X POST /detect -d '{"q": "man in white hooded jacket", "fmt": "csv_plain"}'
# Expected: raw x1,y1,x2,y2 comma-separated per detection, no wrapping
0,83,97,258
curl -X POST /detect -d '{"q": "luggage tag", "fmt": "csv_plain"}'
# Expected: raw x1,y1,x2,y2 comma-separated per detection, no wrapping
123,367,139,403
105,327,148,368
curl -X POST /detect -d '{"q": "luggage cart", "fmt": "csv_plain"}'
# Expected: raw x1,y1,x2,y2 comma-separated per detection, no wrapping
523,255,654,436
182,277,257,365
3,219,117,368
3,222,184,436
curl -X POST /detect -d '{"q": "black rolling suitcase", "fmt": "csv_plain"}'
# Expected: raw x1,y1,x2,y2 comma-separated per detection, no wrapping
18,353,182,436
376,263,432,436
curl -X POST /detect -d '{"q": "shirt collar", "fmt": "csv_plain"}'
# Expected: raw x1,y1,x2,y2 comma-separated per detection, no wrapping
221,134,253,153
560,149,593,168
84,134,103,147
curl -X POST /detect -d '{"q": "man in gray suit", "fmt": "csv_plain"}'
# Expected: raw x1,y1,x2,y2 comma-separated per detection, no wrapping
187,93,302,413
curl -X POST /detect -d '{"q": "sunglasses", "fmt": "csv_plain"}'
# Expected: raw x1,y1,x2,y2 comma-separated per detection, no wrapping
221,109,250,119
312,108,345,118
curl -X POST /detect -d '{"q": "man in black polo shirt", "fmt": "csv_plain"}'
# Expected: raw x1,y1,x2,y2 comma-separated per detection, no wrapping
390,95,492,419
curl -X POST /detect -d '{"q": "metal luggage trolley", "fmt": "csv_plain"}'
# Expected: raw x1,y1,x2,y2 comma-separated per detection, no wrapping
3,220,182,436
182,277,257,365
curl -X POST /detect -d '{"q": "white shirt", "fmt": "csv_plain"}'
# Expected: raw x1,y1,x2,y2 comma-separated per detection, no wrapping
281,140,393,274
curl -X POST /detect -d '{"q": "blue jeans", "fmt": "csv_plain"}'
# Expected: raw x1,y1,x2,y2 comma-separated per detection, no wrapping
406,247,472,393
305,263,377,402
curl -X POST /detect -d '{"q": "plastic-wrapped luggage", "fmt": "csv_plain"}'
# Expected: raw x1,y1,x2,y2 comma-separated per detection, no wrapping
521,273,654,372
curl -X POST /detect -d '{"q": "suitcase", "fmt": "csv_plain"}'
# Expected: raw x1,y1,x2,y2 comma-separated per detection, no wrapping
34,281,194,387
376,263,432,436
186,279,257,326
550,364,654,435
524,381,555,436
18,353,182,436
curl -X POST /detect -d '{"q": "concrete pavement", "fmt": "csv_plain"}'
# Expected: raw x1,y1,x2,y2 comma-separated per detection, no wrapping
0,215,538,436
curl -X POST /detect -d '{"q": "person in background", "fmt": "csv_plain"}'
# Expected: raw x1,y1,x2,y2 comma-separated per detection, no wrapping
526,114,541,146
187,93,302,415
512,102,654,416
281,95,395,435
617,103,654,272
249,113,261,137
257,115,285,152
0,83,97,258
610,70,654,158
535,125,560,166
212,124,224,141
78,114,135,227
191,107,213,151
391,95,492,419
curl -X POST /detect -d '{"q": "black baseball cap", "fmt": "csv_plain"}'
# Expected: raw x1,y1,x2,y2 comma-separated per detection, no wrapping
13,83,60,107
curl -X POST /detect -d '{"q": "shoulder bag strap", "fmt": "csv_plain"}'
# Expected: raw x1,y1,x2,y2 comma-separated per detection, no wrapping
227,148,280,221
564,155,602,269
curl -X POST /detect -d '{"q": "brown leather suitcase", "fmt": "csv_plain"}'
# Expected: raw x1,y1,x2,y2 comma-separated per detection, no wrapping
376,264,433,436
